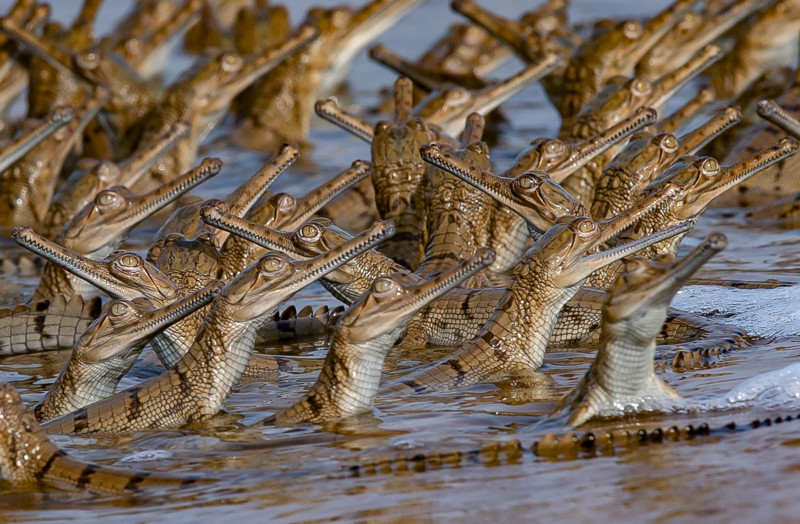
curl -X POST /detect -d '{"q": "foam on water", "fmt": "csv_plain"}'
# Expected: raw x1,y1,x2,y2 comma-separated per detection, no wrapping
672,285,800,337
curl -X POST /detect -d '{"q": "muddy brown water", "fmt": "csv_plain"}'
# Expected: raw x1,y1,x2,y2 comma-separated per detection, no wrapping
2,0,800,521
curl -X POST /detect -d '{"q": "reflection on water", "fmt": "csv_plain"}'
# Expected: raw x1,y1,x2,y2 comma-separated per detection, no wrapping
2,0,800,521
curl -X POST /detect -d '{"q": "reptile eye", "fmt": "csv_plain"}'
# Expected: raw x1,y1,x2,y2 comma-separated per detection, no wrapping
544,140,564,156
118,254,141,268
372,277,395,294
576,219,597,236
660,134,678,153
300,224,320,240
467,142,487,156
623,21,641,39
375,121,391,134
447,88,467,102
261,256,285,273
516,173,539,190
76,50,99,70
221,54,243,73
109,302,131,316
277,194,295,210
631,79,650,96
701,158,719,175
96,191,119,206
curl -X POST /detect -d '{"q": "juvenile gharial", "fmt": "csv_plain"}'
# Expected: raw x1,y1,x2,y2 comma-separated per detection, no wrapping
591,106,743,222
35,282,222,421
122,25,317,193
0,87,108,230
558,45,722,205
587,137,799,288
29,158,220,303
40,221,394,434
273,248,496,426
0,382,204,493
233,0,421,150
550,233,727,426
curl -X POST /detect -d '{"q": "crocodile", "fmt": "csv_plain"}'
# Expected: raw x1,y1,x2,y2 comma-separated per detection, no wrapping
202,202,746,362
216,158,373,280
347,415,800,474
10,229,316,373
551,233,728,426
0,0,48,114
40,221,394,434
0,14,162,160
635,0,773,78
0,87,108,230
0,381,204,492
0,105,74,178
704,0,800,99
232,0,421,150
655,86,716,135
122,25,316,193
98,0,203,77
273,248,496,426
30,157,221,303
35,282,222,421
587,137,799,288
591,106,743,222
383,210,692,393
450,0,581,114
559,44,723,206
44,121,190,237
18,0,102,120
414,112,494,287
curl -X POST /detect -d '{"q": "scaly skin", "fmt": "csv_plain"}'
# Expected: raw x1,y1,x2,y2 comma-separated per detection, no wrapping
714,70,800,208
368,22,507,94
636,0,772,78
207,209,744,356
216,158,372,280
20,0,102,119
41,221,394,434
10,229,314,372
0,15,160,160
371,77,439,269
552,234,727,426
451,0,581,114
0,1,45,114
704,0,800,99
349,415,800,474
0,87,108,230
0,294,102,356
30,158,220,303
99,0,203,77
587,137,800,287
233,0,420,150
0,382,204,492
415,113,494,287
656,87,716,135
556,0,693,122
414,53,560,138
591,106,743,222
560,45,723,205
274,248,495,426
44,122,190,237
386,206,693,394
148,148,291,259
123,25,316,193
508,107,657,183
35,283,222,421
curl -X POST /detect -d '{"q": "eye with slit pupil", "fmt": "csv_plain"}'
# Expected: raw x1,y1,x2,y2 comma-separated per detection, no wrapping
262,257,283,272
373,278,394,294
110,302,130,316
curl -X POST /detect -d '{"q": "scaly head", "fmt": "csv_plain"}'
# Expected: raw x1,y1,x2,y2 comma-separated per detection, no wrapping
605,233,727,325
420,143,586,235
11,227,181,303
75,282,222,366
219,220,395,322
55,157,221,255
340,247,495,343
646,137,799,221
0,381,47,483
